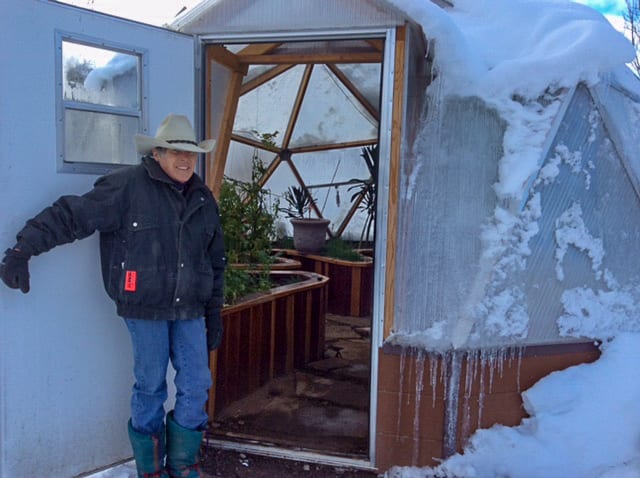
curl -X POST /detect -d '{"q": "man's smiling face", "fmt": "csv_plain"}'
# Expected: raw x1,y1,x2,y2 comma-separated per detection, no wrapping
152,148,197,184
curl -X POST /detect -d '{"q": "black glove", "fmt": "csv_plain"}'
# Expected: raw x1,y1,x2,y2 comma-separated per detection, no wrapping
205,308,223,351
0,248,31,293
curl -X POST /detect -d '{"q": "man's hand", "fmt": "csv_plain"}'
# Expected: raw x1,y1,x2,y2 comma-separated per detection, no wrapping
0,248,31,293
205,308,223,351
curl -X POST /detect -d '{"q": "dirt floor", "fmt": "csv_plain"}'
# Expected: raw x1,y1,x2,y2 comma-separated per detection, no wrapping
201,447,382,477
201,314,382,477
208,314,372,457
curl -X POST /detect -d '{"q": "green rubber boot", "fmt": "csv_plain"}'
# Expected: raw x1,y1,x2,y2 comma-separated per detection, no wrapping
127,419,169,478
166,411,206,478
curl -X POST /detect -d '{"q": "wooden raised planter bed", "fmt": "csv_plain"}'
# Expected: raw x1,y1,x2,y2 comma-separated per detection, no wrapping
208,270,329,418
230,256,302,270
276,248,373,317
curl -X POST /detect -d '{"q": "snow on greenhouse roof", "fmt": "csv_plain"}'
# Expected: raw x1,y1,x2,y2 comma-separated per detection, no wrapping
391,0,637,202
391,0,635,100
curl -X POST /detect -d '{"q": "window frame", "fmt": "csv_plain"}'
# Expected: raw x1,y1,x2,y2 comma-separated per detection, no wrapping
55,31,149,174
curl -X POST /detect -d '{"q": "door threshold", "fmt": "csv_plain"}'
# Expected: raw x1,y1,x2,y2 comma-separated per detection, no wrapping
204,437,376,472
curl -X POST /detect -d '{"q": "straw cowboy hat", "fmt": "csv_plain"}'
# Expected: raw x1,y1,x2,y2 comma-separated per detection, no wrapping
135,114,216,154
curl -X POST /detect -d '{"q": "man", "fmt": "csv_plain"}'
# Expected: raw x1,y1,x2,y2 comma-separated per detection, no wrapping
0,114,225,478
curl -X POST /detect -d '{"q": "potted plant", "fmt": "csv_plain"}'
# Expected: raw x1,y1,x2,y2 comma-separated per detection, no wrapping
280,185,330,254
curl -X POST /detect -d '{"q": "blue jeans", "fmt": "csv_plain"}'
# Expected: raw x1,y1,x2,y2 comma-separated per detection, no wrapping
124,318,212,435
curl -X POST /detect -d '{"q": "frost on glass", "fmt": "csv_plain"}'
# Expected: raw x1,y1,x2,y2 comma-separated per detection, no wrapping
62,41,139,109
64,110,138,165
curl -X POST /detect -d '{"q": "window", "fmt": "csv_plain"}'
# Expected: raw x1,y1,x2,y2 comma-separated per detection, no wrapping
56,33,147,173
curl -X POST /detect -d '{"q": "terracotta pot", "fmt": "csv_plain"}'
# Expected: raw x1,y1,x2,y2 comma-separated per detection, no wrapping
290,218,330,253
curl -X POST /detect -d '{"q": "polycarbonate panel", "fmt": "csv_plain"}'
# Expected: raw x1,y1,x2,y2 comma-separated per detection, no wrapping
224,140,278,183
243,64,278,85
393,84,640,350
234,65,304,146
335,63,382,114
591,74,640,190
176,0,406,34
523,85,640,344
393,96,504,349
262,147,374,240
290,65,378,148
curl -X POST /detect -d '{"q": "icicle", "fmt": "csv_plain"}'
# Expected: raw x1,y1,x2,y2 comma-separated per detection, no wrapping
460,349,479,443
429,351,439,406
396,347,407,439
412,349,426,464
514,345,525,392
439,345,527,454
443,351,463,458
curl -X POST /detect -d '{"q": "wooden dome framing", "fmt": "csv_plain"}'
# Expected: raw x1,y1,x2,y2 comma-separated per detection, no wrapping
204,39,384,238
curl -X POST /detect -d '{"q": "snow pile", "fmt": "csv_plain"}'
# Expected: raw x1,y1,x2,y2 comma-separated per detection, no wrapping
389,0,633,100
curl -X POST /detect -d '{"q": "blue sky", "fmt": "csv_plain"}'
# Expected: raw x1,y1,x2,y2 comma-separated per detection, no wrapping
576,0,626,15
574,0,627,34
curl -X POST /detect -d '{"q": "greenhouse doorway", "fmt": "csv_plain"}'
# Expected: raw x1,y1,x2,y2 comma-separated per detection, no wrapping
203,36,385,464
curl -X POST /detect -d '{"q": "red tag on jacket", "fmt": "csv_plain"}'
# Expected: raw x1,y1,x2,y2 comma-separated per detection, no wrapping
124,270,137,292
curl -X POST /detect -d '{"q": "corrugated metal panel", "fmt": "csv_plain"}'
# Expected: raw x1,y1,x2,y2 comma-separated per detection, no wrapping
175,0,408,34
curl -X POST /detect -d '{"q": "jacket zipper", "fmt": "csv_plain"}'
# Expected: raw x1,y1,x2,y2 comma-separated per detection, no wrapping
172,192,207,306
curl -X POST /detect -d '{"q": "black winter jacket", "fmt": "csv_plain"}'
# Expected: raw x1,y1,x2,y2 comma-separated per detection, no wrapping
15,156,226,322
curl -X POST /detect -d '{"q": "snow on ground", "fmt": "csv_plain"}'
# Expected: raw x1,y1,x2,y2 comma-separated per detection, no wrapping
86,461,136,478
385,0,640,477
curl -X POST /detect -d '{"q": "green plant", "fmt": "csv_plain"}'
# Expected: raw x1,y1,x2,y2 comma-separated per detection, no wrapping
323,237,364,261
220,132,280,304
280,185,314,219
348,144,378,246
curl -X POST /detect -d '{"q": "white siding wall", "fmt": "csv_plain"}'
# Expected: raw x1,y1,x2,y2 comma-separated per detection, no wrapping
0,2,194,476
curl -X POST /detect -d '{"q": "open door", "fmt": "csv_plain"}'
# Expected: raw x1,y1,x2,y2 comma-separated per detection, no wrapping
2,2,200,476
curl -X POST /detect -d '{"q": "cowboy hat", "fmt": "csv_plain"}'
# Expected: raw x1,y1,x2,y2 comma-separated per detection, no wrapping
135,114,216,154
